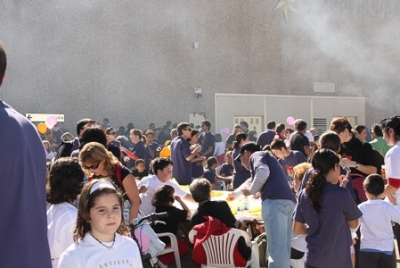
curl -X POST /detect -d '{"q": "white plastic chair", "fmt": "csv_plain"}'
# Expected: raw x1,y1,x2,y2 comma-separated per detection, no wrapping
189,228,257,268
215,165,227,191
156,232,181,268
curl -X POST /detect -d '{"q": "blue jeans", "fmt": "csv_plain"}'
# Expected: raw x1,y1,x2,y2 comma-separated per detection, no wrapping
262,199,296,268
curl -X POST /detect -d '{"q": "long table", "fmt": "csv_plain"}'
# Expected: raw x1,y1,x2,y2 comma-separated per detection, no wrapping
178,186,263,221
211,190,263,221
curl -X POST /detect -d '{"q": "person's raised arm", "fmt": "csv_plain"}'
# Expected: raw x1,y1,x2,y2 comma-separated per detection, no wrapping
185,145,202,161
120,147,138,161
183,193,195,203
355,162,377,175
190,155,205,163
215,174,232,182
175,196,192,217
122,174,140,223
173,184,195,204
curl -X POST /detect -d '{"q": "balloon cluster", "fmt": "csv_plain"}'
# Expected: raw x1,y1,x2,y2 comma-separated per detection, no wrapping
37,115,58,134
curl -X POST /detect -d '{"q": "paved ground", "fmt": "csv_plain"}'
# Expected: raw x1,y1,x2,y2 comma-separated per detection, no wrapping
169,248,199,268
395,240,400,268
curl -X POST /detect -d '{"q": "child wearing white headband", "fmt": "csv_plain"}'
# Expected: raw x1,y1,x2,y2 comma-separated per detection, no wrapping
58,179,143,268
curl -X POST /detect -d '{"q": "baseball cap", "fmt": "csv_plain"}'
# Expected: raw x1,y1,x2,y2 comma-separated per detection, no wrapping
234,142,261,162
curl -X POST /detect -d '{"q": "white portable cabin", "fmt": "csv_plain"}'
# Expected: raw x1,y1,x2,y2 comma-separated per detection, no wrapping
215,93,365,139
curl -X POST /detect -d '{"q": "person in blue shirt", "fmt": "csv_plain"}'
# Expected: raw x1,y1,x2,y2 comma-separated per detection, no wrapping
233,142,296,268
170,122,202,185
198,120,215,158
293,149,362,268
0,42,52,267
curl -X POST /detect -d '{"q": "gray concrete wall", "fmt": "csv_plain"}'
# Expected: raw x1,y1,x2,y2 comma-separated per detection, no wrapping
1,0,399,132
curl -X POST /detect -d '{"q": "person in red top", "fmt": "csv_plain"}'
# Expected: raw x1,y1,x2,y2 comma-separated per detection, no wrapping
192,216,251,267
273,123,286,141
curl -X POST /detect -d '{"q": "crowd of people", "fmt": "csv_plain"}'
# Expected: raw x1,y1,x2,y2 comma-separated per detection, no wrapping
2,40,400,268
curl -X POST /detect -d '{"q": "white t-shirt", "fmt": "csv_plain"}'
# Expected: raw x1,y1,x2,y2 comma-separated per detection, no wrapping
305,130,314,142
58,233,142,268
47,202,77,268
45,150,55,161
137,175,189,215
358,199,400,252
385,142,400,205
291,233,307,253
214,141,225,157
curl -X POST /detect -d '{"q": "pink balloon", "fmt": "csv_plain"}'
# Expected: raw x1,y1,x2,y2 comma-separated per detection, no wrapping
46,115,57,126
134,229,150,253
223,127,230,136
45,121,54,130
286,116,295,125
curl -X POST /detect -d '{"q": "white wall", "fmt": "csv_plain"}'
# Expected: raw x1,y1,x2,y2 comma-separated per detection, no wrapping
215,93,365,139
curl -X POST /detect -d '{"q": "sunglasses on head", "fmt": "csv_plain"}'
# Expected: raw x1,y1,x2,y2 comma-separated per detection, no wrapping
83,162,100,170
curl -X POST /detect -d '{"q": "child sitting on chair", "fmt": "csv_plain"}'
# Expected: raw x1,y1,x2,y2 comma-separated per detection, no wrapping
190,178,252,264
151,185,191,266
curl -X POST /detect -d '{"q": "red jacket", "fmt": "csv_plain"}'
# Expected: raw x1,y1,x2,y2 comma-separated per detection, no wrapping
192,216,247,267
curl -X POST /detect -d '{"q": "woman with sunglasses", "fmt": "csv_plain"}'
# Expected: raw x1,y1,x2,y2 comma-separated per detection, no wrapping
105,127,118,146
79,142,140,224
225,124,242,150
105,127,122,160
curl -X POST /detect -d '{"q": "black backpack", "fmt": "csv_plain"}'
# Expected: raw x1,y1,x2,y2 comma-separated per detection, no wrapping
55,140,74,160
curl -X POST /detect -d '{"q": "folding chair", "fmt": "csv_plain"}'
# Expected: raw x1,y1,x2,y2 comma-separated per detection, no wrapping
156,232,181,268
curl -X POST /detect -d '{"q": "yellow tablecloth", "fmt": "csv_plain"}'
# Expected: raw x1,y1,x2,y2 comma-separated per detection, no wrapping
181,187,263,221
